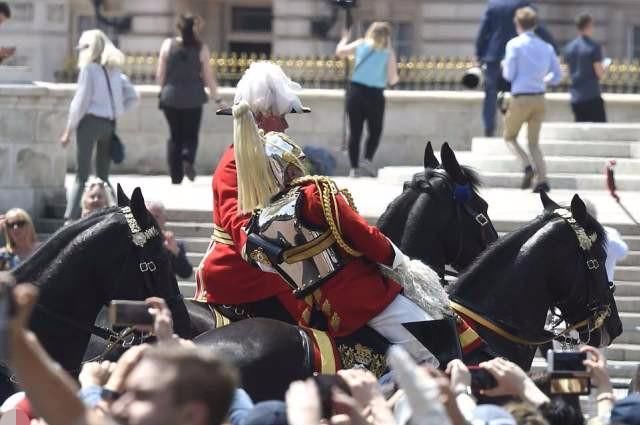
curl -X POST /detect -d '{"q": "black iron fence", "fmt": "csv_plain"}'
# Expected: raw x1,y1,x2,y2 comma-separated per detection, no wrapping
54,52,640,93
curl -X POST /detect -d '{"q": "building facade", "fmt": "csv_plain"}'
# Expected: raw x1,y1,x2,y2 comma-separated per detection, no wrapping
4,0,640,82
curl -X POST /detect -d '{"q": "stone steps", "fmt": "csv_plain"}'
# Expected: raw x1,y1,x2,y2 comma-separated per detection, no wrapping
617,282,640,297
377,165,640,191
539,123,640,141
472,137,639,158
463,155,640,175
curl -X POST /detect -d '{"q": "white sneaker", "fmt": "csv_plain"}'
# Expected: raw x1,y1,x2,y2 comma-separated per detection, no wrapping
349,168,359,178
360,159,377,177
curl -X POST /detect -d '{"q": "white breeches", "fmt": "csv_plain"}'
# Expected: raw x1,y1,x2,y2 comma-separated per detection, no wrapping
367,294,439,367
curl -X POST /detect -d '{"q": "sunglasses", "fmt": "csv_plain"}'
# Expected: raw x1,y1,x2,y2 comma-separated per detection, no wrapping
6,220,26,229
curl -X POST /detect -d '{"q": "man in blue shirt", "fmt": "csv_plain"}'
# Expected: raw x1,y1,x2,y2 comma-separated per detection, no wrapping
475,0,555,137
502,7,562,193
564,13,607,122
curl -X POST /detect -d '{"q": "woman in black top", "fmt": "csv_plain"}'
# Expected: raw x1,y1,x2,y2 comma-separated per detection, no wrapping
156,14,221,184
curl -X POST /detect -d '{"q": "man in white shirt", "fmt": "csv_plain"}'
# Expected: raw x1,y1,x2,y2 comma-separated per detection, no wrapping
502,7,562,194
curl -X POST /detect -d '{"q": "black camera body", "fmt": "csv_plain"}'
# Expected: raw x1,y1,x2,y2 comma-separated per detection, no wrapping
335,0,357,8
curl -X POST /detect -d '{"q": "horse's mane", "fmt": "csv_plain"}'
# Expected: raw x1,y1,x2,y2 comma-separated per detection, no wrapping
449,208,606,294
13,207,121,284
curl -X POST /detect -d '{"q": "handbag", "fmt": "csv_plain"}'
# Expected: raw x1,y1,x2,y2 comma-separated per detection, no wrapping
101,66,125,164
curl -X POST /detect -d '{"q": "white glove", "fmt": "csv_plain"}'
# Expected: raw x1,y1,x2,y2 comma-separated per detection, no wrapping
387,345,452,425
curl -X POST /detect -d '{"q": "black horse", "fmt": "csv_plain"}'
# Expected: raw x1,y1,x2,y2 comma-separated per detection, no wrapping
449,192,623,369
5,186,191,400
378,142,499,281
185,142,501,337
195,193,622,400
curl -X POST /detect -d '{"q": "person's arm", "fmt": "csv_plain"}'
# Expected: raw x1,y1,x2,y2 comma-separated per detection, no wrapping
155,38,171,86
546,47,563,86
387,49,399,87
336,29,363,58
216,153,251,252
120,73,139,112
200,44,221,103
170,241,193,279
479,358,550,406
581,346,615,418
593,44,605,80
300,184,395,265
475,6,492,63
502,41,517,83
8,284,96,425
61,65,93,146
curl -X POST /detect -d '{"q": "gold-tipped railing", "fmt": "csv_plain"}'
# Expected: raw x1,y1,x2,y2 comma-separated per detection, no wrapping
54,52,640,93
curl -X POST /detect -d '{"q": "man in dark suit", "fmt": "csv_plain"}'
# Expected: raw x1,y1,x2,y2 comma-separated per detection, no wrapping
476,0,555,137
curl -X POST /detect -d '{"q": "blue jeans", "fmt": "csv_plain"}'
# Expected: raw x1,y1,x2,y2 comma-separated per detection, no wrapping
483,62,500,135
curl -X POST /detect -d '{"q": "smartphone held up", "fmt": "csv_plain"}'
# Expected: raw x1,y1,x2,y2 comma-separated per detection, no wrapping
547,350,591,395
109,300,153,327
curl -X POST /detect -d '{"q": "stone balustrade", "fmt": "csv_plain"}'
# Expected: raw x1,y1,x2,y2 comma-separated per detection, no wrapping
2,83,640,217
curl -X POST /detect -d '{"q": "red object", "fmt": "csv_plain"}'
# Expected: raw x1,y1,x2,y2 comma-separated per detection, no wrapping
195,145,306,321
296,182,402,336
605,160,620,202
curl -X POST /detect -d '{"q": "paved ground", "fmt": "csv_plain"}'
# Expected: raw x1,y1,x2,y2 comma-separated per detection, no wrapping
72,173,640,226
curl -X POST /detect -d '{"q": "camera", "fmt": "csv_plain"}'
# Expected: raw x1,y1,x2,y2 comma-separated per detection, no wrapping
312,374,351,419
109,300,153,327
546,350,587,374
335,0,357,8
468,366,498,391
546,350,590,395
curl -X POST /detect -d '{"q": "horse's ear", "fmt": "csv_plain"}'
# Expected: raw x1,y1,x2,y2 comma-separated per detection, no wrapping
440,142,466,184
423,141,440,169
117,184,130,207
539,191,559,211
570,194,588,224
130,187,149,223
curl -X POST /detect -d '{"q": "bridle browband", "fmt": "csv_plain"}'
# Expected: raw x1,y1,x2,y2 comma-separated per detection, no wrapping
420,169,495,285
450,207,611,347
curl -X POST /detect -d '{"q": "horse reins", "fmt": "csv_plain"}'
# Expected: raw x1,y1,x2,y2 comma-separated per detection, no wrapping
450,207,611,347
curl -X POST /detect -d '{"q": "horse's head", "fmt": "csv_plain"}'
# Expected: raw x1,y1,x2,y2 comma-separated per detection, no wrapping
378,142,498,278
539,192,622,348
11,185,190,372
450,191,621,368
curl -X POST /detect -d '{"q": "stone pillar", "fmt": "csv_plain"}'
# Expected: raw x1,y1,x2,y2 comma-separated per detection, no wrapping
0,0,70,82
0,84,67,218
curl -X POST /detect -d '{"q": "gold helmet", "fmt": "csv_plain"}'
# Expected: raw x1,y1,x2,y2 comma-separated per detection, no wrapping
233,102,306,214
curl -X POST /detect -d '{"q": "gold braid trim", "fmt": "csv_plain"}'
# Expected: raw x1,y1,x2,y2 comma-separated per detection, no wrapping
290,176,362,257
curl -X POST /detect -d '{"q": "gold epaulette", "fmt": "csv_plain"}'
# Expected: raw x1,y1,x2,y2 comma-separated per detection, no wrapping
290,176,362,257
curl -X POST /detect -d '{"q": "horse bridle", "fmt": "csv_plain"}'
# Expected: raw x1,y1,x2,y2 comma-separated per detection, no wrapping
9,207,164,382
426,170,494,285
450,208,611,347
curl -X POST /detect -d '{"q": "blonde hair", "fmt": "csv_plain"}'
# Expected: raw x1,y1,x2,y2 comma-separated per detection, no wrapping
365,22,392,49
81,177,115,216
515,7,538,31
3,208,37,253
77,29,125,69
233,101,281,214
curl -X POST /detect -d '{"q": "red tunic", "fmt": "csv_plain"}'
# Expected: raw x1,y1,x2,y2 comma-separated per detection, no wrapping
195,145,306,320
297,182,402,337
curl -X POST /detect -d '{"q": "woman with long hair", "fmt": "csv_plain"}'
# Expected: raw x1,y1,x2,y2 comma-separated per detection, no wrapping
0,208,40,270
336,22,399,177
60,29,139,220
156,13,221,184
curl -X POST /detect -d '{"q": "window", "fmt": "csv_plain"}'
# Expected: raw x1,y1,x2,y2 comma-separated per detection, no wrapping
632,26,640,59
232,7,272,32
360,21,414,57
393,22,413,58
229,42,271,56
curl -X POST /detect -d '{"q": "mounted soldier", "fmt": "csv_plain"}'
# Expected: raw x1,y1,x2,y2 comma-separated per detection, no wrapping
232,101,442,365
195,62,308,323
